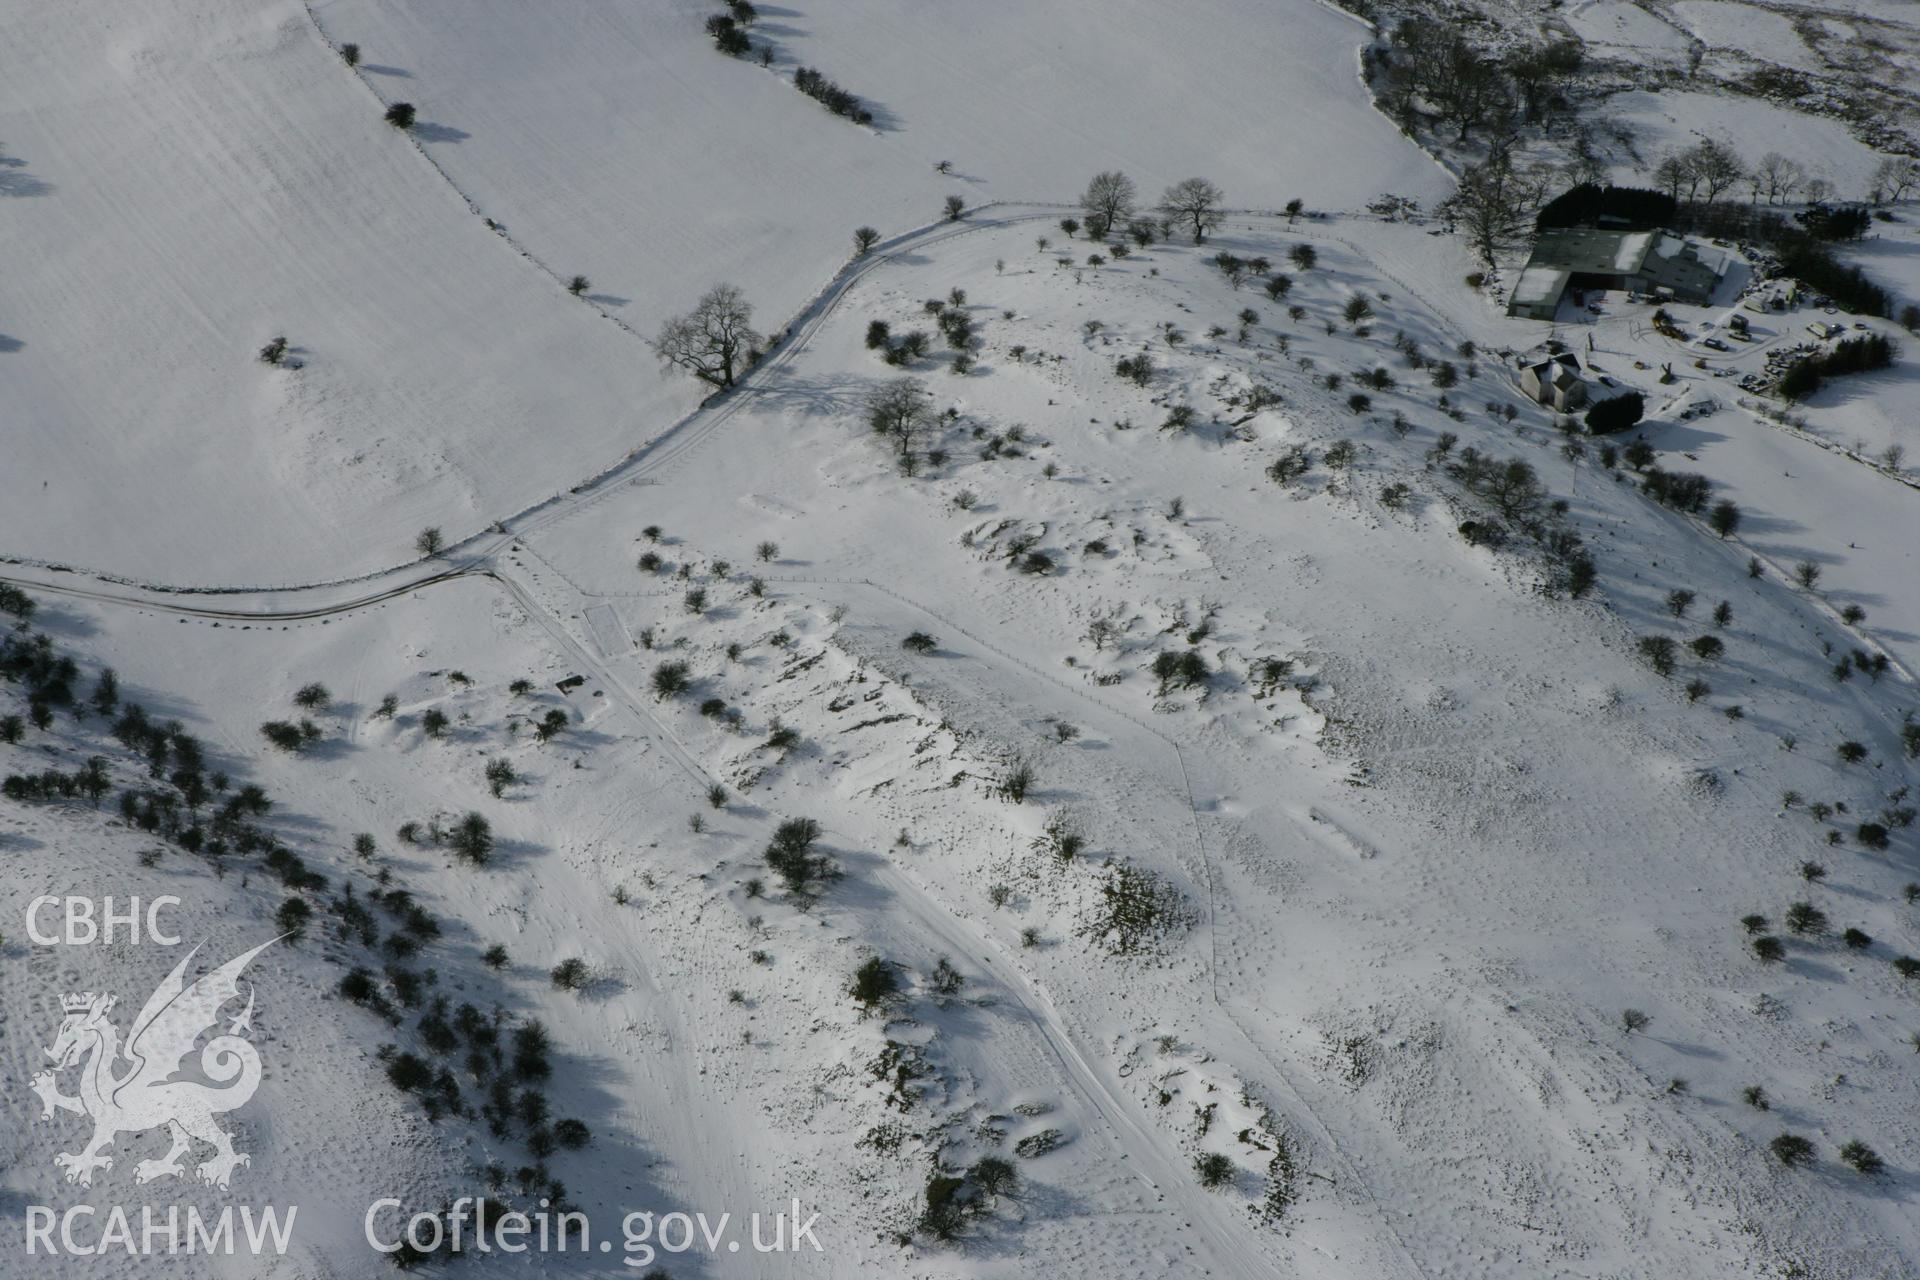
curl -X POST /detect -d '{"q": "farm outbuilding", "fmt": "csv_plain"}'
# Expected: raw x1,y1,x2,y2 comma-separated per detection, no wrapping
1507,228,1727,320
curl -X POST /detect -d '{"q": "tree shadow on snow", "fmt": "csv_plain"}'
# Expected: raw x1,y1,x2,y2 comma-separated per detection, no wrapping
0,150,51,197
412,121,471,144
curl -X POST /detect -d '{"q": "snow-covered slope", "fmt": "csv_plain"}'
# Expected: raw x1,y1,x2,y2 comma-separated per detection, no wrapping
0,0,1445,586
5,2,1919,1277
0,0,672,586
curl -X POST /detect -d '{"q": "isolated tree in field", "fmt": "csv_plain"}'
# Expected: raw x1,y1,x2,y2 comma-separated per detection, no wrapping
766,817,830,895
944,195,966,221
1195,1153,1235,1189
450,812,493,865
756,540,779,563
652,284,761,389
567,275,590,296
651,660,692,700
485,758,516,797
1708,499,1740,538
340,42,360,66
853,225,880,256
849,956,899,1014
1638,635,1677,677
866,377,931,472
1785,901,1828,935
1082,171,1137,229
384,102,416,129
416,526,444,557
1288,243,1317,270
1484,458,1543,519
1160,177,1225,243
276,898,312,940
1770,1134,1815,1168
1840,1140,1884,1175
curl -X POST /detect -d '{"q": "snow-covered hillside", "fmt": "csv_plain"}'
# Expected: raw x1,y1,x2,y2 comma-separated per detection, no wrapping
0,0,1443,585
4,1,1920,1278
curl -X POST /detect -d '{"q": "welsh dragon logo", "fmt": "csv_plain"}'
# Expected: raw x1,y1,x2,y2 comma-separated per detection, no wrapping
30,939,276,1190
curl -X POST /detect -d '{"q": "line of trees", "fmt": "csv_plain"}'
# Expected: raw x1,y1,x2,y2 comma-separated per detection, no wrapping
1369,19,1582,143
1778,332,1897,401
792,66,873,126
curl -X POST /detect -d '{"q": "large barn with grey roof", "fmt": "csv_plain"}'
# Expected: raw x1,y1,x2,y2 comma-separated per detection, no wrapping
1507,228,1728,320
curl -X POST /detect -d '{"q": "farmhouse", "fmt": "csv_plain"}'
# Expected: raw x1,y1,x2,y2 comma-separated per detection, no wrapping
1507,228,1727,320
1518,351,1587,412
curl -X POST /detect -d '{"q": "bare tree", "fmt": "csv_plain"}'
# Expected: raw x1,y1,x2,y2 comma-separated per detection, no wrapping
853,225,881,255
1160,177,1225,243
1082,171,1137,229
652,284,761,389
1441,159,1543,265
1689,139,1745,204
1871,155,1919,204
1753,152,1805,205
1505,41,1580,121
865,377,932,474
1395,19,1512,139
1652,150,1697,202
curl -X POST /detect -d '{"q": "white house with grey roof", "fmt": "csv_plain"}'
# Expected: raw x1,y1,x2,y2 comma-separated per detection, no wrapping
1518,352,1587,412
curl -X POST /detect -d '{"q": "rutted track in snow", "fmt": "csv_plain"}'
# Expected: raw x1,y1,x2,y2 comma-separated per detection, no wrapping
0,207,1450,602
485,560,1294,1276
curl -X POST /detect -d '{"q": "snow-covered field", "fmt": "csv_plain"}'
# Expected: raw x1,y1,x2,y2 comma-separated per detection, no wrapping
5,1,1920,1278
1595,90,1889,197
0,0,1445,586
1670,1,1824,72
